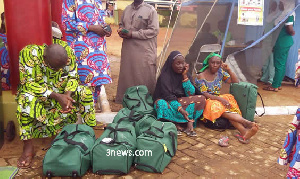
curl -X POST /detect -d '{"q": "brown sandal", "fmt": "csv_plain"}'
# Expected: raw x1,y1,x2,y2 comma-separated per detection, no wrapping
17,153,35,169
263,86,278,92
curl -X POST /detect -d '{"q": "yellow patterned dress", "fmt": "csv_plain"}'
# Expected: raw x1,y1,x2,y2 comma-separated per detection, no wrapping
195,68,241,122
16,42,96,140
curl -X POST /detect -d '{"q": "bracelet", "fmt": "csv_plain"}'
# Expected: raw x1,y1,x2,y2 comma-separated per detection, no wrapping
182,78,189,82
177,106,183,112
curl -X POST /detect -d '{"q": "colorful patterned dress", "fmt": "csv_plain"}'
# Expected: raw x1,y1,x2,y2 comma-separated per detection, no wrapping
195,68,241,122
154,79,205,127
62,0,112,103
0,33,11,90
16,43,96,140
278,108,300,178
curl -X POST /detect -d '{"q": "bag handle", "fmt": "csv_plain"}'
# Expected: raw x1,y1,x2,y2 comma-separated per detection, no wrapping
63,132,89,151
123,94,141,110
143,130,163,138
168,131,177,156
104,125,133,146
95,169,126,175
135,163,159,173
255,92,265,117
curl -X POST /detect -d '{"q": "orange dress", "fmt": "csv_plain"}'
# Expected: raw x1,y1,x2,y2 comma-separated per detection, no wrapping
195,68,241,122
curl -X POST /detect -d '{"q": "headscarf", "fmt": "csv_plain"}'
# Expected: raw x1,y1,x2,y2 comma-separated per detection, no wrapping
199,52,222,73
153,51,201,101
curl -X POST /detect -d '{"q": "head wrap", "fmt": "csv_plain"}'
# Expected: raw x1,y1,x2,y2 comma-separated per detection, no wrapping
199,52,222,73
153,51,201,101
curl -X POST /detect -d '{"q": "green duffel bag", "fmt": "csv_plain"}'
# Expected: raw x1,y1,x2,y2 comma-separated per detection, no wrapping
230,82,265,122
113,108,156,136
43,124,95,177
134,121,177,173
122,85,155,115
91,123,136,175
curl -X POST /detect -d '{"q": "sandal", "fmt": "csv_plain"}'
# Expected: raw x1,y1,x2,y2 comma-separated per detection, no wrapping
263,86,278,92
218,136,229,147
17,153,35,169
233,132,249,144
278,86,282,90
184,130,197,137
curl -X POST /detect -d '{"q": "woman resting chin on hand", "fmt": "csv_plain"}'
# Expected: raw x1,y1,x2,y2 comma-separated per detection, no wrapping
195,53,259,144
153,51,206,137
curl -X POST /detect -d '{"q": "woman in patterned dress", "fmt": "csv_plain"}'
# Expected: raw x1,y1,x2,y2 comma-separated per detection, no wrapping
16,44,96,168
195,53,258,143
153,51,206,137
278,108,300,178
0,12,10,90
62,0,112,106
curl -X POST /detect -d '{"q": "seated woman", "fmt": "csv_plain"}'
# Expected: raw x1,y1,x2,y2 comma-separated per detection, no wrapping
195,53,258,144
153,51,206,137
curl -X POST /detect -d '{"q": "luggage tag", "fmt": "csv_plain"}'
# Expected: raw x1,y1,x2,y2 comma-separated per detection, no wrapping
102,137,113,144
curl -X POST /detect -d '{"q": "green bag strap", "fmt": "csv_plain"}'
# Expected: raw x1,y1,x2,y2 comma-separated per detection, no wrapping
62,131,89,151
168,131,177,156
143,122,165,138
255,92,265,117
103,126,133,146
123,94,141,110
135,163,159,173
95,170,126,175
143,130,163,138
117,110,144,125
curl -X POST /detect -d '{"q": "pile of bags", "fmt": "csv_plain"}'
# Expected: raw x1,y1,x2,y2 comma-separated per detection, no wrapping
43,85,178,177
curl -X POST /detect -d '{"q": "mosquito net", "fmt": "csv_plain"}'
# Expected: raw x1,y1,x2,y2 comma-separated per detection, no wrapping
158,0,299,84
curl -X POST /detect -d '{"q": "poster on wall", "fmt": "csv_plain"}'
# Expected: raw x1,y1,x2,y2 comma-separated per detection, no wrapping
238,0,264,26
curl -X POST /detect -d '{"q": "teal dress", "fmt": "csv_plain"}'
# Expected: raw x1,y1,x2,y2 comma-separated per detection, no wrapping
154,79,205,127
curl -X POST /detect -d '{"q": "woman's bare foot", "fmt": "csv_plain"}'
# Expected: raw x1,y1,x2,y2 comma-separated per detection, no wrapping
243,124,259,140
18,139,35,168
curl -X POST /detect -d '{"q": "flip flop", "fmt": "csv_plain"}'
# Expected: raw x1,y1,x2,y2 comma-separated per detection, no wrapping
17,153,35,169
184,130,197,137
233,132,249,144
177,130,183,136
263,86,278,92
218,136,229,147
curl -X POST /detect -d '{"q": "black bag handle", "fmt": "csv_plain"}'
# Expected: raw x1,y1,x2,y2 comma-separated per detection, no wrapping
144,130,163,138
96,169,126,175
123,94,141,110
63,132,88,151
168,131,177,156
135,163,159,173
104,125,133,146
255,92,265,117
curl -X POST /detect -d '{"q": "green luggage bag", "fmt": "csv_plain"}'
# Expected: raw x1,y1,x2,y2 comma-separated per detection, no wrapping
91,123,136,175
134,121,177,173
230,82,265,121
43,124,95,177
113,108,156,136
122,85,155,115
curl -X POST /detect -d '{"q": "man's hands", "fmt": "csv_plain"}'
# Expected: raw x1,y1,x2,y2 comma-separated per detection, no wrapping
88,25,111,37
50,92,75,113
117,28,132,39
